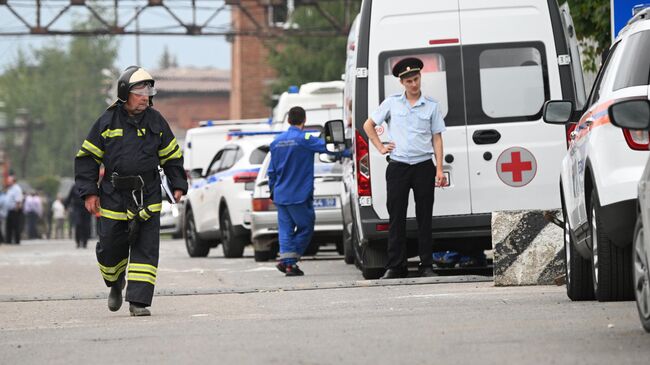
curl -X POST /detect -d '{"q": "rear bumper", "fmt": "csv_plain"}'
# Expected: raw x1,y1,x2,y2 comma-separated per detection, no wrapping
251,208,343,248
361,213,492,241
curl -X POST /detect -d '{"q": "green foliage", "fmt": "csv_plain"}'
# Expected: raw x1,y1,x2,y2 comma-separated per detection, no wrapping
566,0,611,72
267,3,360,100
30,174,60,199
0,22,117,180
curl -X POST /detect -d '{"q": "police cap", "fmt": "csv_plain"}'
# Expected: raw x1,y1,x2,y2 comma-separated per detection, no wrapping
392,57,424,78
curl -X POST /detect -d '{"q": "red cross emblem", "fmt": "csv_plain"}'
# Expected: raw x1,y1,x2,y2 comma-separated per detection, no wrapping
496,147,537,187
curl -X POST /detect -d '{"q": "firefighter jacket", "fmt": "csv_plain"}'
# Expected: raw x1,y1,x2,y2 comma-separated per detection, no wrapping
74,103,188,220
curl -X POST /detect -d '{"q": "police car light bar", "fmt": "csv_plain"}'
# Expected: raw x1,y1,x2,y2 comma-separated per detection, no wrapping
633,3,650,16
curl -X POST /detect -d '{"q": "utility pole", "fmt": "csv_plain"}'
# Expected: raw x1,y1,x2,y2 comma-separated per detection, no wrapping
135,6,141,65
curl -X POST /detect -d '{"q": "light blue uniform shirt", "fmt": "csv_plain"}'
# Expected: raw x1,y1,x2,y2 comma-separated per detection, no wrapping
371,92,446,165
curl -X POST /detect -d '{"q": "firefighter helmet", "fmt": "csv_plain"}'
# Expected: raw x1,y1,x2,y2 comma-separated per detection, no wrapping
116,66,156,103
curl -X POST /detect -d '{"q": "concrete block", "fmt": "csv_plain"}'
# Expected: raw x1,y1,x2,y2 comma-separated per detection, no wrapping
493,210,564,286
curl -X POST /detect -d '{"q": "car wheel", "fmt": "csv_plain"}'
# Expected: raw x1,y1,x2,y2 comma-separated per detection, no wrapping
562,194,594,301
343,223,355,265
589,189,634,301
633,215,650,332
220,208,246,258
360,240,388,280
335,237,345,256
184,209,210,258
303,241,319,256
254,250,272,262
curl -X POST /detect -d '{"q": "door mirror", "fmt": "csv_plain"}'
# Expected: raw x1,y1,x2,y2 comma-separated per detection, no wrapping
323,119,346,145
543,100,574,124
189,168,203,179
608,99,650,130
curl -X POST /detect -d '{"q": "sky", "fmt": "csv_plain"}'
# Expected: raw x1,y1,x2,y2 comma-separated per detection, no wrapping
0,1,232,71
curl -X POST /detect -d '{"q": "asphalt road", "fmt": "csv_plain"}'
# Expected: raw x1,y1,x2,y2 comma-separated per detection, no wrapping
1,238,649,364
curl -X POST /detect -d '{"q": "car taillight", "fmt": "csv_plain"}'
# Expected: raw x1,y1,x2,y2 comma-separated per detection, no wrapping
622,129,650,151
355,130,371,197
233,171,258,183
252,198,276,211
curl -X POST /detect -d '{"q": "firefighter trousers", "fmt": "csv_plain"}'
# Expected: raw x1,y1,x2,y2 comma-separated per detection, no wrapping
96,214,160,307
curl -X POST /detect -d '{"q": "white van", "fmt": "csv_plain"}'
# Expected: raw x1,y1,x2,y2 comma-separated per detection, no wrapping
343,0,586,278
273,81,345,128
183,118,272,177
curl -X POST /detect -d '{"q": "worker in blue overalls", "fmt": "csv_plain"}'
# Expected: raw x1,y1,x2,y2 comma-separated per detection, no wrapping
268,106,351,276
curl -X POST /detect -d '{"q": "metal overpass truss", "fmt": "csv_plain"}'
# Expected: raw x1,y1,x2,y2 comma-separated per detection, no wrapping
0,0,359,37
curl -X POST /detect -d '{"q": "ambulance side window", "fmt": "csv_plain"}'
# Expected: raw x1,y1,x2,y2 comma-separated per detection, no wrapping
378,46,465,127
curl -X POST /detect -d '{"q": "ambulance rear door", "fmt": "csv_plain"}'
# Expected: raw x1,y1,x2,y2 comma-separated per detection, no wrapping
459,0,567,213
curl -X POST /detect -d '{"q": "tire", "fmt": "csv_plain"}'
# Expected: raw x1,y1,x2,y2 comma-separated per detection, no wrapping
343,224,355,265
360,241,388,280
335,237,345,256
589,189,634,301
220,208,247,258
184,209,210,258
562,194,594,301
303,241,319,256
254,250,272,262
633,216,650,332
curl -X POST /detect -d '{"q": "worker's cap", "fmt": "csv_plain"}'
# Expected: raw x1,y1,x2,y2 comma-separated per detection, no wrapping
129,80,157,96
392,57,424,79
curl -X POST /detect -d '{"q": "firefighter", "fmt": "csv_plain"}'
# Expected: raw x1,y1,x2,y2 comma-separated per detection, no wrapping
75,66,187,316
268,106,351,276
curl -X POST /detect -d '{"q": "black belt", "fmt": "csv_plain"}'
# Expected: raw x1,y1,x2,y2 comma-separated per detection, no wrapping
110,170,158,191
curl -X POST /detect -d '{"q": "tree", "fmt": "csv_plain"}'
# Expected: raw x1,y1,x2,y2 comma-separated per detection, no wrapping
0,22,117,181
267,3,360,99
158,45,178,69
566,0,611,72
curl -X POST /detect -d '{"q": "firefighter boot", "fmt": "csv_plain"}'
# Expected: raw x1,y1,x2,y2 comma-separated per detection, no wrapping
107,278,125,312
129,302,151,317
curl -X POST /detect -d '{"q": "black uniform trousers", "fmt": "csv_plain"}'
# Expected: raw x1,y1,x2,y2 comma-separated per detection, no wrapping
96,187,161,307
6,209,23,244
386,159,436,270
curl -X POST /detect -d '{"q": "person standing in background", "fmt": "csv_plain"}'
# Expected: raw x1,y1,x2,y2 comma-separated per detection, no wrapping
5,175,24,244
52,196,66,240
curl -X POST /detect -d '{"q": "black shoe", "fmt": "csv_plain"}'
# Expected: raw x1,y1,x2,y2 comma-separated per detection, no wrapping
129,302,151,317
285,264,304,276
381,268,408,279
276,262,287,273
418,266,438,277
107,278,125,312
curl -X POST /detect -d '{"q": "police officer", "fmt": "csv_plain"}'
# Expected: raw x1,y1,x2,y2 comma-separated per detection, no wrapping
363,57,447,279
75,66,187,316
269,106,350,276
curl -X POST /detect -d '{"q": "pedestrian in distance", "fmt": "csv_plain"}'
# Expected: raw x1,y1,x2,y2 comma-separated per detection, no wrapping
0,188,7,243
363,57,448,279
4,175,24,245
74,66,187,316
65,184,92,248
23,191,43,239
51,195,66,240
269,106,351,276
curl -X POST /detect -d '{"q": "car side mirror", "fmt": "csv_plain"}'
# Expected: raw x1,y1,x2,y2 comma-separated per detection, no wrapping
608,99,650,130
189,168,203,179
323,119,346,145
543,100,574,124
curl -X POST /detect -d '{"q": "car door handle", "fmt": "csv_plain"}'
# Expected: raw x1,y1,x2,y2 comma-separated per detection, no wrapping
472,129,501,145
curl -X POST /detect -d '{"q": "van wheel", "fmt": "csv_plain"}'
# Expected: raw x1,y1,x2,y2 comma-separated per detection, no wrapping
184,209,210,258
562,194,594,300
589,190,633,301
343,224,355,265
220,208,246,258
633,215,650,332
360,241,388,280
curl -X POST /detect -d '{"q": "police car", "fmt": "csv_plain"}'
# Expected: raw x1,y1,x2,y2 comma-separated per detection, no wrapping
343,0,586,279
250,147,345,261
543,6,650,302
183,133,274,258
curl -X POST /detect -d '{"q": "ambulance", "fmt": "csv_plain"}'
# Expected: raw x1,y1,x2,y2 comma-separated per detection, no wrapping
343,0,586,278
272,81,345,128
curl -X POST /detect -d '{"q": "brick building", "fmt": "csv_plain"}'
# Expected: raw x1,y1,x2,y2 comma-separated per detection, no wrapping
151,67,230,139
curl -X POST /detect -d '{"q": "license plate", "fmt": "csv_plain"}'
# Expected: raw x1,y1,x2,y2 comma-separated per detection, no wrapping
314,197,337,209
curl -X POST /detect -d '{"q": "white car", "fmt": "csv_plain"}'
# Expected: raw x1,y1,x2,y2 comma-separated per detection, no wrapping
159,200,183,238
543,8,650,302
250,151,345,261
183,134,273,258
